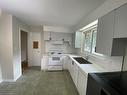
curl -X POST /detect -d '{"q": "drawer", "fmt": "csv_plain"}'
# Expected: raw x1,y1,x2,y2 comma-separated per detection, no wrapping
48,66,63,70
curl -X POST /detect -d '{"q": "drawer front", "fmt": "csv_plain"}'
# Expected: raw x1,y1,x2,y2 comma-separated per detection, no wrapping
48,66,62,70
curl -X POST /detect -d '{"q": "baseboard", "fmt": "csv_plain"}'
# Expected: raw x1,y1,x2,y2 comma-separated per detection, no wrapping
2,74,21,82
3,79,15,82
14,73,22,81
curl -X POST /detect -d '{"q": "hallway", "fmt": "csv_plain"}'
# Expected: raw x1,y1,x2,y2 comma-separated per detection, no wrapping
0,67,79,95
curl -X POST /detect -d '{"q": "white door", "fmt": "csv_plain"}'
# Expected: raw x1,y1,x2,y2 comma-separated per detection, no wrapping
28,32,41,66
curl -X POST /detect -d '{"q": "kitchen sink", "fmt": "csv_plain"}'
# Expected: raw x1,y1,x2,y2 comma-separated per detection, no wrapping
73,57,92,64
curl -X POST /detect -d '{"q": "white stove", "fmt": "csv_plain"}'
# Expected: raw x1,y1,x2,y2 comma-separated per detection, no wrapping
48,49,63,71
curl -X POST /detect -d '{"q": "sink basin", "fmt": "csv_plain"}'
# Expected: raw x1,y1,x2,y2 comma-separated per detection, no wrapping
73,57,92,64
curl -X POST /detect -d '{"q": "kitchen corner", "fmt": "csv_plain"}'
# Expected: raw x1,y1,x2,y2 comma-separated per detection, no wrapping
41,52,121,95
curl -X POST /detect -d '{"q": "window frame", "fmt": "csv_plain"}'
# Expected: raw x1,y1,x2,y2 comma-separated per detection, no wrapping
91,28,97,54
81,25,97,54
84,30,93,53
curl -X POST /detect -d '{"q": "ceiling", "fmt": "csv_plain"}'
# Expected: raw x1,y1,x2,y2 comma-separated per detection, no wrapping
0,0,106,28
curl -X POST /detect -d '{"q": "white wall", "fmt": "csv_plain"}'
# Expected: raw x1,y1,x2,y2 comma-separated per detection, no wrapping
41,28,45,54
28,26,43,66
0,12,30,82
12,16,30,81
0,64,2,82
74,0,127,31
0,9,1,17
0,12,14,81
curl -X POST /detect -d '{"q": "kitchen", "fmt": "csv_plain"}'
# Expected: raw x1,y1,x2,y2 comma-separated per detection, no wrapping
0,0,127,95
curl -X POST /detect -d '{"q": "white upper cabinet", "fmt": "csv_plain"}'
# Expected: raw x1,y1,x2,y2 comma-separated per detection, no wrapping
51,32,64,41
44,31,51,40
63,33,72,41
44,31,72,45
75,32,82,48
96,10,126,56
114,4,127,38
96,11,115,56
63,33,72,45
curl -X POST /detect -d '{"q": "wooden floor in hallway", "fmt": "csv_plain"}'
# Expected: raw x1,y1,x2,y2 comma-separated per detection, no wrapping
0,67,79,95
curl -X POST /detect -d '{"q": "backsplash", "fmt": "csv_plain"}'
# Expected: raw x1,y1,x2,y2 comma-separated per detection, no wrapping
45,41,76,54
78,51,123,72
88,55,123,71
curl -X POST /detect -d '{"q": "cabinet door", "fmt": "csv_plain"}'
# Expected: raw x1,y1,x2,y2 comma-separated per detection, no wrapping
63,33,70,41
68,58,72,73
62,56,69,70
96,11,115,56
61,56,65,70
73,63,79,87
63,33,72,45
75,32,82,48
44,31,50,40
70,61,74,78
114,4,127,38
51,32,64,41
41,56,49,70
71,62,77,83
64,36,72,45
77,70,87,95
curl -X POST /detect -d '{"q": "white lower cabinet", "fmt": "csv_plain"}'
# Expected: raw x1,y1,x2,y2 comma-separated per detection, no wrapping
60,56,72,70
70,61,74,78
71,61,79,87
77,69,87,95
67,57,88,95
41,56,49,70
61,56,67,70
68,57,72,73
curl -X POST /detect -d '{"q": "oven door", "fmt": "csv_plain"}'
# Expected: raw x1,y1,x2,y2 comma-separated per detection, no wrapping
49,56,62,66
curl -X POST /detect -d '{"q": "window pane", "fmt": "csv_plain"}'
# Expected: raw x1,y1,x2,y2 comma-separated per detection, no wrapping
84,31,92,52
92,30,97,53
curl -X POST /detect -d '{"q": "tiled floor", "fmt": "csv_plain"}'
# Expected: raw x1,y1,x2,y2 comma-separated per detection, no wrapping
0,67,79,95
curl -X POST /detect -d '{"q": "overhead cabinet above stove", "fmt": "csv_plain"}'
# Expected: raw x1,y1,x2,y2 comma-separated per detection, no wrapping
96,3,127,56
44,31,72,45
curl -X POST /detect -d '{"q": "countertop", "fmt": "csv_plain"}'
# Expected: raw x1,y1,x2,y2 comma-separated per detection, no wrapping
68,54,116,76
89,71,127,95
42,53,119,75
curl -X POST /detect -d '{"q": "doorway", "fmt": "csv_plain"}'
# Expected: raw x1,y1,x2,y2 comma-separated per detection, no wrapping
20,30,28,73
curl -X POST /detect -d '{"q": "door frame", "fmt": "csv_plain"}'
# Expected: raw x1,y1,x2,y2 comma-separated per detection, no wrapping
19,28,29,73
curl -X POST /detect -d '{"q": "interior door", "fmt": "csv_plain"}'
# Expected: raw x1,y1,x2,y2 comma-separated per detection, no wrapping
29,32,41,66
